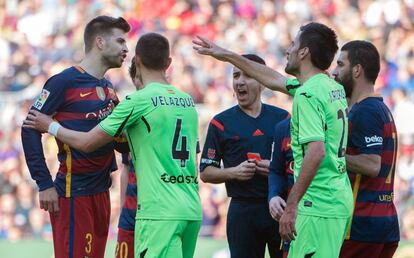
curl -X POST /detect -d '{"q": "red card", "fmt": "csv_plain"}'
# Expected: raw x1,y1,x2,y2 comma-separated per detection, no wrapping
247,152,261,161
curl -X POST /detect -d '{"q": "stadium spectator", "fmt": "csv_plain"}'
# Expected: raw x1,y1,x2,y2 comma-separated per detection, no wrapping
0,0,413,250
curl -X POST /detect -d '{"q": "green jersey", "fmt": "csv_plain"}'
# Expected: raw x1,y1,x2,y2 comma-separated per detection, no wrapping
286,74,353,218
100,83,202,221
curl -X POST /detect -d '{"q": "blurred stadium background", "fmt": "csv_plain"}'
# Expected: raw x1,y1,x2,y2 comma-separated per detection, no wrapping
1,0,414,257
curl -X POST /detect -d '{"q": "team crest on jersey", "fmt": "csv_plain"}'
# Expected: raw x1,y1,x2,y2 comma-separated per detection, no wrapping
207,148,216,159
33,89,50,110
96,86,106,101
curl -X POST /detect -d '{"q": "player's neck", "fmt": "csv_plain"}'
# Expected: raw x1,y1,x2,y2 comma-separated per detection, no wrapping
349,83,375,107
239,101,262,118
296,65,324,85
141,70,169,87
79,55,108,79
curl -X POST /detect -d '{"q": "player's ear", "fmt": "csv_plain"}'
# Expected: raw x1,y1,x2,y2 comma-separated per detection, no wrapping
96,36,105,50
135,56,142,67
165,57,172,70
353,64,362,79
298,47,309,60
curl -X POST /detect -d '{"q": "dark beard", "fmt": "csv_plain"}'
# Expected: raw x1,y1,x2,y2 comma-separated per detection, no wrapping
336,72,354,98
102,55,121,69
285,62,299,76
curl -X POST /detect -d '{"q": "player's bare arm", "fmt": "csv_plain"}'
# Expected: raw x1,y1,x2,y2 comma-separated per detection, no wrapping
23,110,113,153
200,160,256,183
279,141,325,241
193,36,288,93
120,162,130,206
346,154,381,177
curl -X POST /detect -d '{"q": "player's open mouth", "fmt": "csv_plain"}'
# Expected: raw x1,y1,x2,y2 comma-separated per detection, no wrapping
237,89,248,98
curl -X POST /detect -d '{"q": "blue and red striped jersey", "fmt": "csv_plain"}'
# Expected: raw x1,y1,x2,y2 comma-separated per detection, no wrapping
118,153,137,231
346,96,399,243
22,66,120,197
268,118,294,202
200,104,289,199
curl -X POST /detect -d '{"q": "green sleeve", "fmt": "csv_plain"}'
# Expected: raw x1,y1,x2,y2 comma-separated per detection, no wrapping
285,78,301,96
99,94,146,137
295,92,325,144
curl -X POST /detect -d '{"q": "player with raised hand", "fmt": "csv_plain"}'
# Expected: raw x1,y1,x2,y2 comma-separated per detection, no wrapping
194,22,353,257
21,16,130,258
24,32,202,258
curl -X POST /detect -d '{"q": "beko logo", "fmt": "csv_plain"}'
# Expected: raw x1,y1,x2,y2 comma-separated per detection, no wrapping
365,135,383,147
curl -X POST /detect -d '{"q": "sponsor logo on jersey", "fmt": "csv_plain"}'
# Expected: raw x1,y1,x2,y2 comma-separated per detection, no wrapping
160,173,198,184
300,92,312,98
80,92,93,98
252,129,264,136
207,148,216,159
365,135,383,147
379,193,394,202
33,89,50,110
201,158,220,167
85,99,115,120
304,200,313,207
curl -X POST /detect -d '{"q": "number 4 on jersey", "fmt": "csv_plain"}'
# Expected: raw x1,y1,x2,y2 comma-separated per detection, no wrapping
172,118,190,167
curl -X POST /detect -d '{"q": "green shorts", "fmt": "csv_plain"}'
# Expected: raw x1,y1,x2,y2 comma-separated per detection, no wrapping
134,219,201,258
288,214,350,258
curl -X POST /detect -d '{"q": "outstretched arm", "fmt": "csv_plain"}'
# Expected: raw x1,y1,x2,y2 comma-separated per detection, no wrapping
193,36,288,93
23,110,113,153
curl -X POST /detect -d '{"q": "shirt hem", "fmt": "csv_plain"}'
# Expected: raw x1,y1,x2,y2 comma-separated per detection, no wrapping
136,216,202,221
99,123,116,137
298,136,325,145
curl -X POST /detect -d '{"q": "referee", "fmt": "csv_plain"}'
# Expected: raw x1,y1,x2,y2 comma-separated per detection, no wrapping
200,54,289,258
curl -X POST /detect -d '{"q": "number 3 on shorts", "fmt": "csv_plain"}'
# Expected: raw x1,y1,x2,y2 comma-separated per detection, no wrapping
85,233,93,254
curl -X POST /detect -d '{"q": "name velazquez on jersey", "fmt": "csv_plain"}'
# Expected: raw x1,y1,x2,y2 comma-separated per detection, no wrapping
151,96,195,108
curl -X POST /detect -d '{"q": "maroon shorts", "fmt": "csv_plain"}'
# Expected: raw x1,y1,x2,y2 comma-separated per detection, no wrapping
115,228,135,258
50,191,110,258
340,239,398,258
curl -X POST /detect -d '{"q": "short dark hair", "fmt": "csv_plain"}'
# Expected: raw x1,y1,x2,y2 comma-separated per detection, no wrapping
84,16,130,53
341,40,380,84
135,33,170,70
299,22,338,70
242,54,266,65
129,57,136,80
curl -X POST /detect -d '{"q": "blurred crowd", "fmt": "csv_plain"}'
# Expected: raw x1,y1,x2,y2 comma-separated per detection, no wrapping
1,0,414,243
